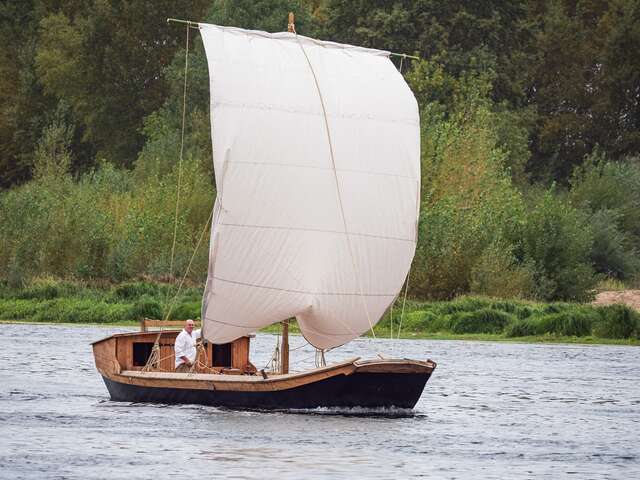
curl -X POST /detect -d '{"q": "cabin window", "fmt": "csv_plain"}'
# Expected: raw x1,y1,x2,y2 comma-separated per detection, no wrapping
213,343,232,367
132,342,154,367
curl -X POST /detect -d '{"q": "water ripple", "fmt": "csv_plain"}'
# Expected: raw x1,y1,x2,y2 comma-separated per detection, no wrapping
0,324,639,479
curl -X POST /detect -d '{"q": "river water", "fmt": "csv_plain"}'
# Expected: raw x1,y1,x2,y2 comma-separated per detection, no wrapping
0,324,638,479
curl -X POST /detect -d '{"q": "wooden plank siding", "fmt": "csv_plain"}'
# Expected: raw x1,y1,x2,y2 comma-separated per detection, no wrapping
104,331,251,373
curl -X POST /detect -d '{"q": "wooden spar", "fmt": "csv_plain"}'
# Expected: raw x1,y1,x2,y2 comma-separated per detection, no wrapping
166,17,420,60
287,12,296,33
281,320,289,374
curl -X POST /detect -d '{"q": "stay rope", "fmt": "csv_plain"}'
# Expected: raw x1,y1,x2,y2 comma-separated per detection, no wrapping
144,25,213,372
395,266,412,340
169,24,190,279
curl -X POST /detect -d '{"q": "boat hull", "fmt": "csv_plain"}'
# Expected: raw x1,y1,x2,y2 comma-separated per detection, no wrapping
92,331,436,411
101,370,432,410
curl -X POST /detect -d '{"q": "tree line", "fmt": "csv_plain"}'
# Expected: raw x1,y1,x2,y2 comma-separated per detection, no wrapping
1,0,639,302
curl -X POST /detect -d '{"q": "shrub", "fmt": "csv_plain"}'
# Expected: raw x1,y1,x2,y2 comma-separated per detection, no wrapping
131,294,163,320
0,299,42,320
505,319,538,337
409,79,526,299
170,301,201,320
423,314,454,332
587,209,640,279
570,154,640,241
517,190,596,301
470,242,535,298
593,305,639,339
449,308,514,334
113,282,161,300
536,311,595,336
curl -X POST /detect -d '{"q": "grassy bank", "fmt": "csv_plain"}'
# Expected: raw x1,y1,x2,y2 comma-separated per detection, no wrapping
1,279,638,345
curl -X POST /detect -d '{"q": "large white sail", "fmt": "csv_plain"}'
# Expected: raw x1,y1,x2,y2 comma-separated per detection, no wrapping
199,23,420,350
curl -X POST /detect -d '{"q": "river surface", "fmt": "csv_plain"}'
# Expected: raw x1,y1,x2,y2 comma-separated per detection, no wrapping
1,324,639,479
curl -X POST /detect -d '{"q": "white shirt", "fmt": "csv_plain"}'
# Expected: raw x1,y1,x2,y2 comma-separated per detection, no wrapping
174,328,202,368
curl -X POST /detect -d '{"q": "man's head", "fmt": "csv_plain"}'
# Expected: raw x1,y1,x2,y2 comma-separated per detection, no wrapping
185,320,195,332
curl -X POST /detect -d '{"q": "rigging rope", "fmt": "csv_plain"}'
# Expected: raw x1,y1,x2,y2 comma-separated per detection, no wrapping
144,25,195,373
395,265,412,340
169,24,190,279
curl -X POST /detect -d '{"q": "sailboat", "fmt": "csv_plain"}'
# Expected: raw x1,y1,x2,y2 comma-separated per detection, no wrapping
92,18,436,410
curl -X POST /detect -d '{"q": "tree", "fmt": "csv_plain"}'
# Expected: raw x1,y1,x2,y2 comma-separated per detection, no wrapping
525,0,640,182
34,0,210,168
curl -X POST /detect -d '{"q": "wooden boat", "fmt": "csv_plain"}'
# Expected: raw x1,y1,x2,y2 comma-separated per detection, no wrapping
92,15,437,410
92,325,435,410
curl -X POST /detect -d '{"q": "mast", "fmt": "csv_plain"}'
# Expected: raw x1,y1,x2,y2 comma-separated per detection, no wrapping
281,319,289,374
279,12,295,376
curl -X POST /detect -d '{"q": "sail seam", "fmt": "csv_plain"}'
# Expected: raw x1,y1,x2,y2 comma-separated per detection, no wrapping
218,222,415,242
207,317,357,338
212,275,397,297
213,100,418,126
224,160,418,180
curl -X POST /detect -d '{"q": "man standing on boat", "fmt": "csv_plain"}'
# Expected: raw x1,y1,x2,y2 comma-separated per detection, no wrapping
174,320,201,373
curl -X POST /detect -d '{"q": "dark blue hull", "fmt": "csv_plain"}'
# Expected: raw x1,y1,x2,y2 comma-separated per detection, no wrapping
102,371,432,410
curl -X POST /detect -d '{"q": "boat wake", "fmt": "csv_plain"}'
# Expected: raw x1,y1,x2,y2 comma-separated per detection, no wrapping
263,406,418,418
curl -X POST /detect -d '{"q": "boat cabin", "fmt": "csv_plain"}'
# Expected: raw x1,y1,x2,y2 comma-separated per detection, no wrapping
92,324,253,375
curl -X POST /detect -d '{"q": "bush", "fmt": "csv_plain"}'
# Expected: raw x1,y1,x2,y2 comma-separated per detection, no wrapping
588,209,640,279
593,305,639,339
505,319,538,337
536,311,595,336
131,294,163,320
517,190,597,301
450,308,514,334
470,242,534,298
170,301,201,320
409,78,526,299
113,282,161,300
0,158,213,286
423,314,453,332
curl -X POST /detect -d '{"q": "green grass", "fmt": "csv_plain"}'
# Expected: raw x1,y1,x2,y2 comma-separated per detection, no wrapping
1,280,639,345
0,278,202,324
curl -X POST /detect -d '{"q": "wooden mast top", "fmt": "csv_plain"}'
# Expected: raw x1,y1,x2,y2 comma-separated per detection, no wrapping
278,12,296,375
287,12,296,34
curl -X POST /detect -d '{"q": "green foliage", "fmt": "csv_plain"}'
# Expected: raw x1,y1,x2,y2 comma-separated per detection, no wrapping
208,0,317,35
516,190,597,301
114,283,162,301
381,295,638,341
409,67,526,299
470,241,535,299
13,277,76,301
593,305,639,339
33,1,210,167
0,157,212,284
587,209,640,279
536,311,595,337
2,0,640,305
131,295,163,321
504,319,539,338
449,308,514,334
570,154,640,279
170,301,201,321
0,279,203,323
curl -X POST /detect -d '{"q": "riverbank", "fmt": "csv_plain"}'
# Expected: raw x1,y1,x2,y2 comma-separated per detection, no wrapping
2,319,638,346
1,279,638,345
